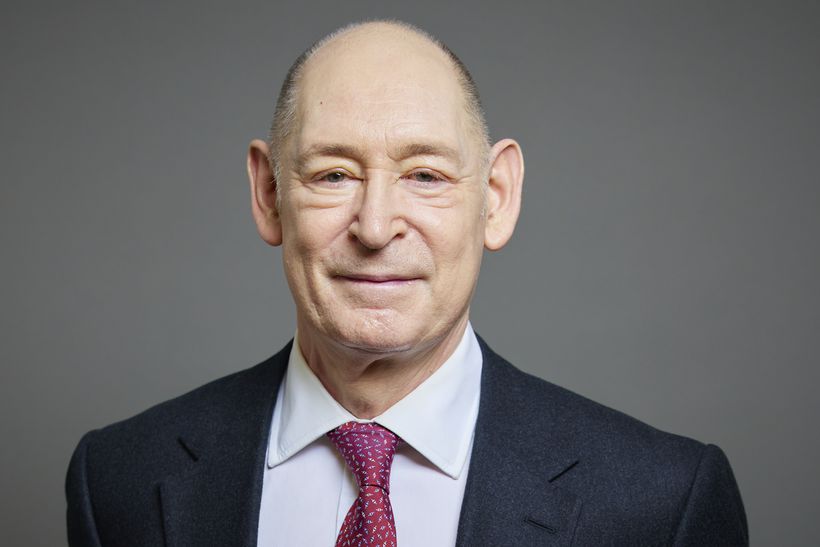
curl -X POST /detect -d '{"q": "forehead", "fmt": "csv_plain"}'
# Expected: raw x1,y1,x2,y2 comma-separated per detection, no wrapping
293,28,472,157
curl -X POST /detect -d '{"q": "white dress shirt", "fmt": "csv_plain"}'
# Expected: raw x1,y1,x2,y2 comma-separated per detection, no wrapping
257,323,483,547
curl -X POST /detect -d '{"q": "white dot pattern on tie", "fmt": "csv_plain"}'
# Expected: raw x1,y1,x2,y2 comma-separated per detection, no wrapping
327,421,401,547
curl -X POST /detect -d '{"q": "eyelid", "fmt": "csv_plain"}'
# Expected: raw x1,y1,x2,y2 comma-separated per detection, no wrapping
410,168,443,176
404,168,450,183
314,168,355,182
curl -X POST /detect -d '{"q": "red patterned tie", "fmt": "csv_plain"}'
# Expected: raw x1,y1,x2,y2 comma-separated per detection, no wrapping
327,421,401,547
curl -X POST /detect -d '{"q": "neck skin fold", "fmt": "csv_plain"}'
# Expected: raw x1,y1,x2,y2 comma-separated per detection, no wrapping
296,314,470,419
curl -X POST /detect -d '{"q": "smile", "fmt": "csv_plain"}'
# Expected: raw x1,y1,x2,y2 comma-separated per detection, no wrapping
336,275,420,287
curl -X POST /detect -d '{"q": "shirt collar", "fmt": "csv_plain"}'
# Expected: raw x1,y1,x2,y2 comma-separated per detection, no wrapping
267,323,483,479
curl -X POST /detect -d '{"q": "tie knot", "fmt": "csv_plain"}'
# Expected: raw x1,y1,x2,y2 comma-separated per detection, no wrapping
327,421,400,493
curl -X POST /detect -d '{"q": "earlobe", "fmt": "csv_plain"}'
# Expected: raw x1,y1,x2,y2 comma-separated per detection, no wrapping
484,138,524,251
247,139,283,246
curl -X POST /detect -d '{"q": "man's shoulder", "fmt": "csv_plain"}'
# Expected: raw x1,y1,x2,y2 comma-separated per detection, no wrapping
469,337,748,544
66,343,292,544
476,335,707,469
78,342,291,464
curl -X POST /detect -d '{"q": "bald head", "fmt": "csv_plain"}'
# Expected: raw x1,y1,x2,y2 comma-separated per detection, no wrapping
267,20,490,180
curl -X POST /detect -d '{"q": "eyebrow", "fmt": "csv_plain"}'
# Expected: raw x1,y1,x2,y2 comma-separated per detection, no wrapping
392,143,461,163
295,141,462,171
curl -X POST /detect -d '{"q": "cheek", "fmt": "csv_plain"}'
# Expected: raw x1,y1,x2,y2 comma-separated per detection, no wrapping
281,208,350,302
415,205,485,277
283,205,351,255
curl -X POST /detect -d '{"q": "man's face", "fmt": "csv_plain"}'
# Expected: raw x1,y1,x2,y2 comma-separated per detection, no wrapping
275,31,489,356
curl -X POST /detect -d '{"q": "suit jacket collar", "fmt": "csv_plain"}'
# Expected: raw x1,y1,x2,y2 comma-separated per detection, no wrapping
455,335,581,546
158,336,581,546
160,342,290,547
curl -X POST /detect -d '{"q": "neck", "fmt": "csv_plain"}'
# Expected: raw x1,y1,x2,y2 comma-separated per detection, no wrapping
297,316,469,419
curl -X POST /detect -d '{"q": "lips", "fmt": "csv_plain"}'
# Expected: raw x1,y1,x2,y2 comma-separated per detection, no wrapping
340,273,417,281
337,273,420,284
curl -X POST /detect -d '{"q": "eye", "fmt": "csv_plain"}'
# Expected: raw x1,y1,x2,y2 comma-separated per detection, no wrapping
405,170,447,186
323,171,346,183
316,170,353,185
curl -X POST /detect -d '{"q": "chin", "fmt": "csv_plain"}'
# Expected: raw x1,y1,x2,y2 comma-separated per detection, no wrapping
327,311,424,356
340,340,415,355
334,328,417,355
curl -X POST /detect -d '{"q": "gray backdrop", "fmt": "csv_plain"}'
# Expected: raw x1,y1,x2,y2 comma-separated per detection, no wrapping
2,1,818,545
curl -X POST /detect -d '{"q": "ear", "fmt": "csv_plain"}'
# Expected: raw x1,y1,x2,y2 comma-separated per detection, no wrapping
247,139,282,246
484,138,524,250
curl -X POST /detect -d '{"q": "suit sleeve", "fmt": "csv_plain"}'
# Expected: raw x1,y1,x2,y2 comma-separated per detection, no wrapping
66,431,103,547
672,443,749,546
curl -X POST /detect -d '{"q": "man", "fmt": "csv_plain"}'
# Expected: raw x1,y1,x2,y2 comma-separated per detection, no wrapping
66,20,748,546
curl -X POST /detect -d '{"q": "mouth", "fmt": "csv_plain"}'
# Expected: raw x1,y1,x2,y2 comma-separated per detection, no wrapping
336,274,421,285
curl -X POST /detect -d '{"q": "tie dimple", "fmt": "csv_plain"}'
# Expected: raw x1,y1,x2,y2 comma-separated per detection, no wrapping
328,421,401,547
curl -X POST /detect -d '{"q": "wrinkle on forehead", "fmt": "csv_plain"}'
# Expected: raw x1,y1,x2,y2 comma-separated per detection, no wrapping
293,112,474,174
290,79,473,175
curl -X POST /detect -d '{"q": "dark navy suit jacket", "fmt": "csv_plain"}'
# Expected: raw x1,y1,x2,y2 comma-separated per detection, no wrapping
66,337,748,546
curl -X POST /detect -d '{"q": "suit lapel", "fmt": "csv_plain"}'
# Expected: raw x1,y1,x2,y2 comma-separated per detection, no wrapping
456,337,582,546
159,343,290,547
152,336,581,545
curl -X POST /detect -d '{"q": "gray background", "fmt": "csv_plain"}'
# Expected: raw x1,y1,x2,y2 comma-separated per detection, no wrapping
2,1,818,545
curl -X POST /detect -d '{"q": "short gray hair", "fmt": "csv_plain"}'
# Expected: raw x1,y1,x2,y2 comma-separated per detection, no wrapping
267,20,491,184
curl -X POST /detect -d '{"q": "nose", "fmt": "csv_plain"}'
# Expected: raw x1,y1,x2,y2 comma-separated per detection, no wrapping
348,176,407,250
